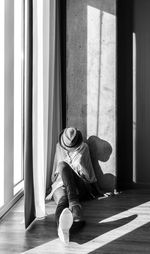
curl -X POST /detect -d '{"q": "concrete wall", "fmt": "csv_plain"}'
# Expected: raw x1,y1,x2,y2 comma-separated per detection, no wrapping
66,0,116,191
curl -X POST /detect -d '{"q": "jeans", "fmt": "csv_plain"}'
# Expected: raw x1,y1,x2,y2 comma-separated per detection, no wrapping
53,161,91,226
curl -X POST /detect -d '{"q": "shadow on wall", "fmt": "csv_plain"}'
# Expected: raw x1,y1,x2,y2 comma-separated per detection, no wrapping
87,135,115,192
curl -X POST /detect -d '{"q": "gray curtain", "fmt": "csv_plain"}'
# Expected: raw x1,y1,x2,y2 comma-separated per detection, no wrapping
24,0,35,229
24,0,63,228
46,0,62,194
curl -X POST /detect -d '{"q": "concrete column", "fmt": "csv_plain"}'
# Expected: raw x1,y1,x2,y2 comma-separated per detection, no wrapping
67,0,116,191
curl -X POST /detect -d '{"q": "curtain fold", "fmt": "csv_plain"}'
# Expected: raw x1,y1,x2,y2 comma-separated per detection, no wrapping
46,0,62,192
24,0,62,228
32,0,46,219
24,0,35,229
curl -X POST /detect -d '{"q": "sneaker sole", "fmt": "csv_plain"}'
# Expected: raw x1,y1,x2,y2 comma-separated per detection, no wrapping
58,208,73,244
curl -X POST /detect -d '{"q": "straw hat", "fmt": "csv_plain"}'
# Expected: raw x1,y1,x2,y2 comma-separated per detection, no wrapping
59,127,83,150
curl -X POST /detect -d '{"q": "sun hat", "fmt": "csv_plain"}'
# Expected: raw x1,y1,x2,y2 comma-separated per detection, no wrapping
59,127,83,150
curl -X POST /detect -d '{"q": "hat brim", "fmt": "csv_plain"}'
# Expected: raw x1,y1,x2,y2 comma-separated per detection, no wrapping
59,129,83,151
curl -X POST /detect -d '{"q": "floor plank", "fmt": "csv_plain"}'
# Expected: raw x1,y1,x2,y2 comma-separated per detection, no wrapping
0,189,150,253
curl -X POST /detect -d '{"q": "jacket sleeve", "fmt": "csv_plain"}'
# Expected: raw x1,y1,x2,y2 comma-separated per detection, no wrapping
71,143,97,183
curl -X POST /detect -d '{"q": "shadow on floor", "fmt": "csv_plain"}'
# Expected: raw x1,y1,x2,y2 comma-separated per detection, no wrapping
71,213,137,244
88,221,150,254
24,213,57,251
70,189,150,245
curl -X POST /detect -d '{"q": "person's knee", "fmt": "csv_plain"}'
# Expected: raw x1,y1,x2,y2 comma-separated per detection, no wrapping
53,186,66,205
58,161,71,175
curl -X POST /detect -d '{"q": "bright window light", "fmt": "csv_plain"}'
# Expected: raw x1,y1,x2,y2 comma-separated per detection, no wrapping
14,0,23,186
87,6,101,137
87,6,116,141
87,5,116,174
14,180,24,196
0,0,4,208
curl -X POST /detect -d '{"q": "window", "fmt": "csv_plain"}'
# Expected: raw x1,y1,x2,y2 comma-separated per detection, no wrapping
0,0,24,216
0,0,4,208
14,0,24,195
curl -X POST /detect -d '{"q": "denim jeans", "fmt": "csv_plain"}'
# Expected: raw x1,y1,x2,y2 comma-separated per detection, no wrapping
53,161,91,225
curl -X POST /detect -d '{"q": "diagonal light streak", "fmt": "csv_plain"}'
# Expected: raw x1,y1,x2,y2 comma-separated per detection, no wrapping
80,201,150,253
99,200,150,223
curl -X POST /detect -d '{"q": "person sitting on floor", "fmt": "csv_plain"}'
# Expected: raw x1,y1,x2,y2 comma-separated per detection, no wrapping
47,127,102,244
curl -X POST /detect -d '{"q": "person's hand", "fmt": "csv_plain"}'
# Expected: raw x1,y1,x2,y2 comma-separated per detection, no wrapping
45,192,52,201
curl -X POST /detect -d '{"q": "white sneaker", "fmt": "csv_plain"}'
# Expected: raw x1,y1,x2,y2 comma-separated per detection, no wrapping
58,208,73,245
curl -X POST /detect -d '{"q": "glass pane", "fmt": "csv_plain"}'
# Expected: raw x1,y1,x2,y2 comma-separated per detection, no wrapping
0,0,4,208
14,0,24,186
14,180,24,196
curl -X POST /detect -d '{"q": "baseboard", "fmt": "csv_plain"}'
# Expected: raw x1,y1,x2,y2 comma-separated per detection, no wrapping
132,182,150,189
0,190,24,219
117,181,150,191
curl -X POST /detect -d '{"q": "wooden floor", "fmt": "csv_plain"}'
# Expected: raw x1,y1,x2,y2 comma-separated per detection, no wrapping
0,189,150,254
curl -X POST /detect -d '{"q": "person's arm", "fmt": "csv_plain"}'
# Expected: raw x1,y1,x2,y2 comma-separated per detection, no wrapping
69,143,96,182
51,144,59,183
72,143,106,197
78,143,97,183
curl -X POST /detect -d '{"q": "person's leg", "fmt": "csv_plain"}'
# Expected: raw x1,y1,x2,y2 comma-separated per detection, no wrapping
53,187,73,244
58,161,81,209
68,173,94,224
58,161,85,223
53,187,69,226
73,173,94,201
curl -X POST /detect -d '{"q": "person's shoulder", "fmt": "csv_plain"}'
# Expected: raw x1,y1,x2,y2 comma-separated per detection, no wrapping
82,142,88,149
81,142,90,154
56,142,67,154
55,142,62,152
78,142,88,152
56,142,60,147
